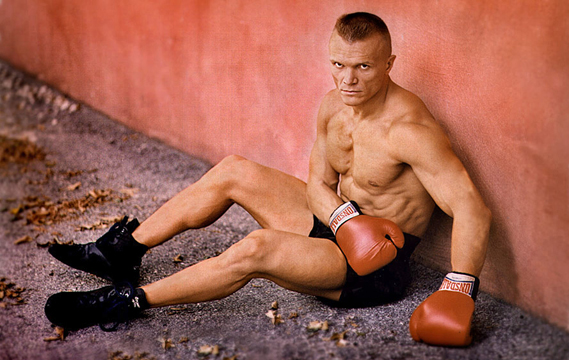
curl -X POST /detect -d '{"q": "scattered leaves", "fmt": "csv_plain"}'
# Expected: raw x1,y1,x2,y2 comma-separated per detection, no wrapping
0,277,26,308
0,135,46,164
11,190,130,227
197,345,219,356
76,216,123,231
109,350,155,360
43,326,65,342
35,235,73,248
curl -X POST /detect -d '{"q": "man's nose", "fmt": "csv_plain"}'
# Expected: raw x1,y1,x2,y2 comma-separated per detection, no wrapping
343,69,357,85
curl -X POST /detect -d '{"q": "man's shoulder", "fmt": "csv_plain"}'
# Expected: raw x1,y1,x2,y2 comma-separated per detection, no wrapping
318,90,345,122
388,86,439,130
389,84,432,121
387,86,450,151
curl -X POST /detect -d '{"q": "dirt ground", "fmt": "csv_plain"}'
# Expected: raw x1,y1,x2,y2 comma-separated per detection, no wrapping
1,60,568,360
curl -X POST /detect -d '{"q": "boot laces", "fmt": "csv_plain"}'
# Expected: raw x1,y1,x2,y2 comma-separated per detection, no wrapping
99,282,138,332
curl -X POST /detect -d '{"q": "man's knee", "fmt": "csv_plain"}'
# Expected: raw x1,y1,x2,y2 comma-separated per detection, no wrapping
220,230,274,277
209,155,252,186
208,155,265,199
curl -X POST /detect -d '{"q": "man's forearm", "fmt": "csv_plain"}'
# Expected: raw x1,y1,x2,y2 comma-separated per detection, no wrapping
450,205,492,277
306,181,344,226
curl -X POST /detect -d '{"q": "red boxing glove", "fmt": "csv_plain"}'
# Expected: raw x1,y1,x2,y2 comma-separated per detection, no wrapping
329,201,405,276
409,272,480,347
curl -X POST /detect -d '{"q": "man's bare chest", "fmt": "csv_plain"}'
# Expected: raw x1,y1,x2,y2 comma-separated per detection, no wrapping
326,120,404,190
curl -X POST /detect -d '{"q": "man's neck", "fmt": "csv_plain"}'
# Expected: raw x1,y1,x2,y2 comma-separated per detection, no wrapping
349,78,392,120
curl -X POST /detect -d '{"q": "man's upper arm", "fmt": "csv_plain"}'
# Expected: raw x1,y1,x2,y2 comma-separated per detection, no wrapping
391,120,482,217
306,91,343,221
308,91,340,191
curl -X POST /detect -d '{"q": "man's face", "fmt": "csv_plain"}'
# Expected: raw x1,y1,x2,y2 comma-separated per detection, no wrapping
328,31,393,107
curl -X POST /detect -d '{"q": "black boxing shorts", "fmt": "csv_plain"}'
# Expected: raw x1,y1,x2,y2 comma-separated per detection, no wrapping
309,215,421,308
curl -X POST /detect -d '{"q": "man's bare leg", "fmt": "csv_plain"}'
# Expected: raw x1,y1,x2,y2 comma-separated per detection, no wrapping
142,229,348,306
133,155,314,248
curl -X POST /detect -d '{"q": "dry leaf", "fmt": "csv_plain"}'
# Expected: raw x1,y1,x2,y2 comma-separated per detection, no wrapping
324,330,348,347
198,345,219,356
173,254,184,263
9,205,23,216
66,182,81,191
120,188,139,197
265,310,283,325
288,312,299,319
336,339,348,347
43,326,65,342
160,337,174,350
14,235,32,245
270,300,278,310
307,320,325,332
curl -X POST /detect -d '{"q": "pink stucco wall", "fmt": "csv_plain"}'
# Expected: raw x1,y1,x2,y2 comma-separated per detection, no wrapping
1,1,568,331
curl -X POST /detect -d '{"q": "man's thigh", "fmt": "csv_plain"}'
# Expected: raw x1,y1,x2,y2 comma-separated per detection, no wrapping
223,156,315,235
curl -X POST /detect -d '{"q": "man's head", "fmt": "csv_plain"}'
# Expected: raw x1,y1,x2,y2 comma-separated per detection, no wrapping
329,12,395,107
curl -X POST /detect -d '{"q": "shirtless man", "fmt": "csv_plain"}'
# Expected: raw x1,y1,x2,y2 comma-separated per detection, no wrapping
45,12,491,346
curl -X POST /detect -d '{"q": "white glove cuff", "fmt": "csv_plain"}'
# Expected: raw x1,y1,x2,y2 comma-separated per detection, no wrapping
329,202,359,235
439,272,480,299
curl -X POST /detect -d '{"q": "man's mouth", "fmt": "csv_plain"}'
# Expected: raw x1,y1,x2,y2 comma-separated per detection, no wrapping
341,89,360,95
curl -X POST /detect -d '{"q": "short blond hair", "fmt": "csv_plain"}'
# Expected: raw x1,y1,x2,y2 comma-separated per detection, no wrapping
335,12,392,54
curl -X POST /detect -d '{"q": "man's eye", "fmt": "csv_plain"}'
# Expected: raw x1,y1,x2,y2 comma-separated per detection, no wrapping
360,64,369,69
334,62,343,68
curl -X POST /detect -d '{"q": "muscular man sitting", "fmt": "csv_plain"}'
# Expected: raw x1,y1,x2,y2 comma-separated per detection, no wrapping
45,12,491,345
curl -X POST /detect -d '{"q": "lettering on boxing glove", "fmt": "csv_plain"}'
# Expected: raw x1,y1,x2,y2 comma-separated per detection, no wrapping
329,201,360,235
439,272,479,300
409,272,480,347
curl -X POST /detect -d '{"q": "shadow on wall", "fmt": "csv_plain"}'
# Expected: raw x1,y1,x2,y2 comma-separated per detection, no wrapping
414,206,519,303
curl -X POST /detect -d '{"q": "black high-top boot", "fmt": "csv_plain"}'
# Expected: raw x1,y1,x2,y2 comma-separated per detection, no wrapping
48,216,148,284
45,283,149,331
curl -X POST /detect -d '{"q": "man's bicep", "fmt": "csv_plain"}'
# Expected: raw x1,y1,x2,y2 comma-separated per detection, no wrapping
397,126,475,217
414,153,474,217
307,97,343,221
308,94,340,190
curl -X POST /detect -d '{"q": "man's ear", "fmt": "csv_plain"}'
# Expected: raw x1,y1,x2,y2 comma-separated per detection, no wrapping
386,55,396,74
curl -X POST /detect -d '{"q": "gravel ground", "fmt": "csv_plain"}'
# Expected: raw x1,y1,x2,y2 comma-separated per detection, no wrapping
1,60,568,360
